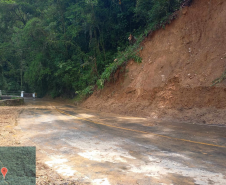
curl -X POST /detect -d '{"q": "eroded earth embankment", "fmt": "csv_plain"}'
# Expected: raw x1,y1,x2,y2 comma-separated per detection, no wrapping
82,0,226,125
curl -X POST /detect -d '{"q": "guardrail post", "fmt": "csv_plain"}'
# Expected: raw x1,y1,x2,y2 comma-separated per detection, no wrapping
0,90,2,96
21,91,24,97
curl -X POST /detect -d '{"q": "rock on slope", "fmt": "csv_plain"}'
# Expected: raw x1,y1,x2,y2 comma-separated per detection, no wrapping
82,0,226,125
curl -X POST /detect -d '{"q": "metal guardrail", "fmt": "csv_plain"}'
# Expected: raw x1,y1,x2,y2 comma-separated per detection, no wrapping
1,91,21,96
23,93,33,97
0,90,37,98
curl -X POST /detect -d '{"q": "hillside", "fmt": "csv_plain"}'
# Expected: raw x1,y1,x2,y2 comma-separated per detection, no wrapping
82,0,226,125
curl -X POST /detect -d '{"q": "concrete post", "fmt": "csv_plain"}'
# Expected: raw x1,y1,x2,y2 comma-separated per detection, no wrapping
0,90,2,96
21,91,24,97
32,93,36,98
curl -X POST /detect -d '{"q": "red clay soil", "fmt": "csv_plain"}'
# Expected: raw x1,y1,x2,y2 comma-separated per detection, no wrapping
82,0,226,125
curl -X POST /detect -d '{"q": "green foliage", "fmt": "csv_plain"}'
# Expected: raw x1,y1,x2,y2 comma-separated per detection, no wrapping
0,0,186,98
96,0,185,89
75,85,95,101
11,97,20,99
0,0,15,4
97,79,105,89
82,85,94,96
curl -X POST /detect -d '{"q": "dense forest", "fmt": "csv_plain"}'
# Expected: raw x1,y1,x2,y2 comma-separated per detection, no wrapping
0,0,186,98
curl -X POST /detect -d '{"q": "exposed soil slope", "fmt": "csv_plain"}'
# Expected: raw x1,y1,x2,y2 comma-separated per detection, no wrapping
82,0,226,125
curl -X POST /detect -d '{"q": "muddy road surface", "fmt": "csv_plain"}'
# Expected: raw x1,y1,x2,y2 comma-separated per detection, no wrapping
17,98,226,185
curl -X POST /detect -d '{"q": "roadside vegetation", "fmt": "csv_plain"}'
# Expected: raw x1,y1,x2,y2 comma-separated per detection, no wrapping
0,0,188,99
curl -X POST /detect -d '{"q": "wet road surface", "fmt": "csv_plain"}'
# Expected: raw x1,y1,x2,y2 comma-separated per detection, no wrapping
18,98,226,185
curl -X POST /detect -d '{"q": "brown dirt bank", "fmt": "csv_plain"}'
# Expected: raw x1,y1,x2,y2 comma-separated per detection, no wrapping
82,0,226,125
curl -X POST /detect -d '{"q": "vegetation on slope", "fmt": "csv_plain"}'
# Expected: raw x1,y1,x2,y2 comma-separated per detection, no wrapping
0,0,186,98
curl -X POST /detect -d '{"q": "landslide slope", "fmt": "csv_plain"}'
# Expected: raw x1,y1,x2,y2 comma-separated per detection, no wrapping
82,0,226,125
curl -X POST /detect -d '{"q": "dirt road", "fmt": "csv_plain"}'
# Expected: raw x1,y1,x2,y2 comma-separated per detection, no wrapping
17,98,226,185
